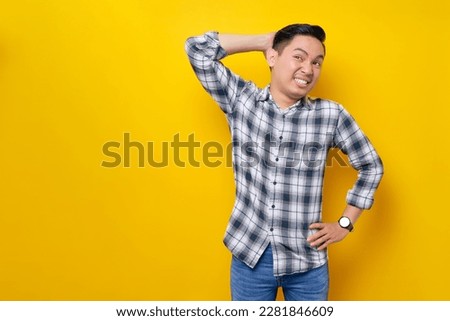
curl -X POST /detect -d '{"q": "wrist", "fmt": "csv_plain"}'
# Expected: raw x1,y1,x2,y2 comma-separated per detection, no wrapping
261,32,275,51
338,216,354,232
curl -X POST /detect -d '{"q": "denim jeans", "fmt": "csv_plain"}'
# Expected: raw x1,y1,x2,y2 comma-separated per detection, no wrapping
231,244,329,301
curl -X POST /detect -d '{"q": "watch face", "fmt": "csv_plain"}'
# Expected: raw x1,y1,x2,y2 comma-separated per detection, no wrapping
339,217,350,227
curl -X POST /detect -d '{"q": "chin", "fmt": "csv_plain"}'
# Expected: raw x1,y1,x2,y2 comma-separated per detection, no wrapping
294,90,309,99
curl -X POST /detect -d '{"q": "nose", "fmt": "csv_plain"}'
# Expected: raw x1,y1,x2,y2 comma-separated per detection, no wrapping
300,61,313,76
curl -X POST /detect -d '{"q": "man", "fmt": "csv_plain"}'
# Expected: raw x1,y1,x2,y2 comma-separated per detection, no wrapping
185,24,383,301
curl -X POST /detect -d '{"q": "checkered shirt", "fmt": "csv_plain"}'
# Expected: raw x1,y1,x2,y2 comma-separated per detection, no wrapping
185,32,384,276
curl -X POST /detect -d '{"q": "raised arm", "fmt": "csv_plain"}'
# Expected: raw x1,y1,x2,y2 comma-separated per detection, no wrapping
218,33,275,56
185,31,273,114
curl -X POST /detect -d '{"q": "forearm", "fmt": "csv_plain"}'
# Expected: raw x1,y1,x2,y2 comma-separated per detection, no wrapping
185,31,250,114
341,204,363,225
218,33,274,55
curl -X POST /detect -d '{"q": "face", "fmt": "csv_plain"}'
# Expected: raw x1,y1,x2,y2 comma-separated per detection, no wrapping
267,35,325,106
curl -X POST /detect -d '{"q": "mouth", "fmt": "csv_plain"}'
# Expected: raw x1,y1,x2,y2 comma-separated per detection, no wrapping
294,77,310,86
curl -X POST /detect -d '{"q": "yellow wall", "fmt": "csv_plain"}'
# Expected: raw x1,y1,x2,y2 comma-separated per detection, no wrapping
0,0,449,300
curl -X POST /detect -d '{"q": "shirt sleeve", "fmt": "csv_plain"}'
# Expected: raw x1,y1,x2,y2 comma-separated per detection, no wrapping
333,107,384,209
185,31,247,114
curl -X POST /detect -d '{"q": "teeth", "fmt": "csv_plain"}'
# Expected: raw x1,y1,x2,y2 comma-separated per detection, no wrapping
295,78,308,85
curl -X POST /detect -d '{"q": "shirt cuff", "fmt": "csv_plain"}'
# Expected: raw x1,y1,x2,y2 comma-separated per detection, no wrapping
346,190,374,210
204,31,228,60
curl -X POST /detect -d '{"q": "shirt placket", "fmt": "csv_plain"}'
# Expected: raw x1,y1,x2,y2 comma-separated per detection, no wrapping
267,108,288,242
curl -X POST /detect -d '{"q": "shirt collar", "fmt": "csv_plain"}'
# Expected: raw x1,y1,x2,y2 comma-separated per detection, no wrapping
256,85,313,110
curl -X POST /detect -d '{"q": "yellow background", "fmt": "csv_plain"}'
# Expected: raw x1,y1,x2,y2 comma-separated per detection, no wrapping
0,0,449,300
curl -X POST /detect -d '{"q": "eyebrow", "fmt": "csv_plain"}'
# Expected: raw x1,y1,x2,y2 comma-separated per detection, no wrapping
293,48,324,60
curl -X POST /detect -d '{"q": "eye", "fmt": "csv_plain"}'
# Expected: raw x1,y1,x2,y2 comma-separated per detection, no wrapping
313,61,322,67
293,55,304,61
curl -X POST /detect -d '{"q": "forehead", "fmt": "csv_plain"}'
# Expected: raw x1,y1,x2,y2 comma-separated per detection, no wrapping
283,35,325,57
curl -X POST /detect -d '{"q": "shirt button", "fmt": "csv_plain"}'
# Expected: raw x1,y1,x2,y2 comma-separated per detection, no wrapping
271,204,275,209
270,228,274,232
283,115,286,119
275,157,279,161
273,181,277,185
279,136,283,140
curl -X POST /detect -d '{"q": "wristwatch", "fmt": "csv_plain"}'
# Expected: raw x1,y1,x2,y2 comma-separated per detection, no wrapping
338,216,354,232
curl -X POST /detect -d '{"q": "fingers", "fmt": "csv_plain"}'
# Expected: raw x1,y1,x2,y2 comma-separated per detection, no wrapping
310,233,335,250
308,232,330,249
316,238,333,251
307,222,348,250
309,222,324,230
307,223,326,244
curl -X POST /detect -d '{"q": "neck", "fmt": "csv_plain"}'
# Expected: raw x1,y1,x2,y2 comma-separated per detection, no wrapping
269,87,302,110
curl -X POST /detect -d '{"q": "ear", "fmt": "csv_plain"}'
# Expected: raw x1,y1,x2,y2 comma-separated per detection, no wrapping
266,48,278,68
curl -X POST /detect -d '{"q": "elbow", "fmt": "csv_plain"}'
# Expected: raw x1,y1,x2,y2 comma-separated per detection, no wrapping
184,36,195,55
357,153,384,186
375,155,384,180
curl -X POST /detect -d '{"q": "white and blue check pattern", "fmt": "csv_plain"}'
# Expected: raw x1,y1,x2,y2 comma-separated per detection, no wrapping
185,32,384,276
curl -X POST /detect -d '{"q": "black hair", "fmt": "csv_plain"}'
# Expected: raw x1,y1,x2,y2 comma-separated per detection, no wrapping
273,23,326,54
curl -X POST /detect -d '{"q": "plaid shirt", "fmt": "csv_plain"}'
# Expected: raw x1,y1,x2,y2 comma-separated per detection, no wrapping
185,32,383,276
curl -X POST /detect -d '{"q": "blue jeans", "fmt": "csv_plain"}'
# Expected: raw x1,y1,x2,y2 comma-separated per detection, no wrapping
231,244,329,301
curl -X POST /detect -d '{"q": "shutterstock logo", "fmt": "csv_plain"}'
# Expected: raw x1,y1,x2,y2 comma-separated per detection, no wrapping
101,132,232,168
101,132,348,168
